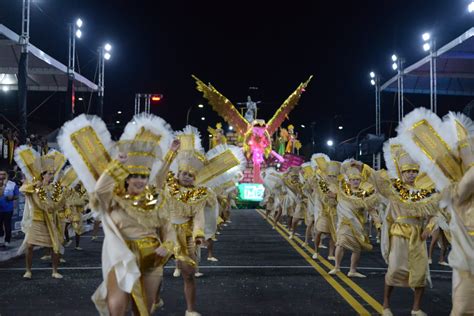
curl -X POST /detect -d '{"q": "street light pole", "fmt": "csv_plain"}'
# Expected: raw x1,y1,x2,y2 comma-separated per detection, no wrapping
186,104,204,125
97,43,111,118
370,72,382,169
18,0,31,143
392,55,404,122
423,33,437,113
66,19,82,120
97,48,104,117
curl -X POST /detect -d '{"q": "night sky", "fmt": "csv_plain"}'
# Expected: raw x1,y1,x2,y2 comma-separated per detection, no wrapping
1,0,473,154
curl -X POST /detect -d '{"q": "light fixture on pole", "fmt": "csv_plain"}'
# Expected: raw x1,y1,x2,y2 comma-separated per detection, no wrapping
422,32,437,113
468,1,474,12
186,104,204,125
369,70,382,169
326,139,334,147
391,54,404,121
98,42,112,117
67,17,83,119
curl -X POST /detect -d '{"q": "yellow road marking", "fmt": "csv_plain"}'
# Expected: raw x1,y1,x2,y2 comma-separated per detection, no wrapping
257,211,373,315
271,218,384,314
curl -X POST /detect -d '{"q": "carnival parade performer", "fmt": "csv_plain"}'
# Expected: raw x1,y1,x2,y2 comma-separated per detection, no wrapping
14,146,67,279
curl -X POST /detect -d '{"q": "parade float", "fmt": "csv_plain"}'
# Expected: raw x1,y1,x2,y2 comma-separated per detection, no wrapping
193,75,312,204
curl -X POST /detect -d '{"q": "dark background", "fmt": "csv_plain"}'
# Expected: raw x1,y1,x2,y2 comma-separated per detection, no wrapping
0,0,473,155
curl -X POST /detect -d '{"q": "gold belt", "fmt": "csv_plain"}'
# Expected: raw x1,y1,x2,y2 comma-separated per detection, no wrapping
125,236,160,250
33,209,44,221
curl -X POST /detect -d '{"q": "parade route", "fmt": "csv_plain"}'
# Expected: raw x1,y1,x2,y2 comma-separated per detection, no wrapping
0,209,454,315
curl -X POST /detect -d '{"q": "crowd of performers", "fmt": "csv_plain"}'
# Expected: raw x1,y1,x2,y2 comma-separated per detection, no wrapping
261,107,473,316
13,113,244,316
9,106,474,316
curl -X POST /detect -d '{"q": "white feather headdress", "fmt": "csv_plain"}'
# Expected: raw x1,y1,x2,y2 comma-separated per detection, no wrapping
14,145,40,181
397,108,453,191
57,114,114,193
119,113,174,181
195,144,247,187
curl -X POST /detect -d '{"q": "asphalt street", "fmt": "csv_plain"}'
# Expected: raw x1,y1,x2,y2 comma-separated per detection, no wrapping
0,209,453,315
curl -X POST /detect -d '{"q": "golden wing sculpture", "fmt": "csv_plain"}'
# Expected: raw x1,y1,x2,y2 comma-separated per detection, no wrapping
266,76,313,136
192,75,250,134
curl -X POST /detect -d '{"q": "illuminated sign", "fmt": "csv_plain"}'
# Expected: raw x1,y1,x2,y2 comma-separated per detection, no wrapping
237,183,265,202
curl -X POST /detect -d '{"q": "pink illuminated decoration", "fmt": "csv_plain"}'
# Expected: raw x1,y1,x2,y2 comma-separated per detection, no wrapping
243,123,283,183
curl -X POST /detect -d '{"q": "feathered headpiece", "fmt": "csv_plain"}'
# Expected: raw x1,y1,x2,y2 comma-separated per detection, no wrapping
195,144,247,187
57,114,114,192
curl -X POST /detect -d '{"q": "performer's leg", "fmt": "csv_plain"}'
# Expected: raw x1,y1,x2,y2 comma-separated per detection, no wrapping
273,208,282,226
328,238,335,258
92,220,101,240
178,261,197,313
143,273,162,313
64,223,71,243
304,222,314,244
287,216,293,229
313,231,323,256
206,238,215,259
412,287,425,312
349,251,361,273
330,246,344,273
383,283,394,309
428,229,439,263
51,251,63,278
106,269,130,315
75,234,81,248
438,231,448,263
24,243,34,277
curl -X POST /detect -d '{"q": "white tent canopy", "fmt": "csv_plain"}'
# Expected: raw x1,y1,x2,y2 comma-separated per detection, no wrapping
0,24,98,92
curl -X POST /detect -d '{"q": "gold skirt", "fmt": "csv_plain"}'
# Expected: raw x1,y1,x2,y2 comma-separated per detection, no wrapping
173,221,197,267
125,237,165,277
26,220,53,248
316,215,332,234
385,235,427,288
336,223,372,253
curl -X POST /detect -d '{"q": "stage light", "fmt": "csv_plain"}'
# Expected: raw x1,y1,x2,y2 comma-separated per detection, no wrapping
2,86,9,92
392,62,398,70
104,52,111,60
338,126,343,130
468,1,474,13
78,97,83,101
104,43,112,52
370,71,375,78
422,32,431,42
301,124,306,128
371,79,376,86
198,104,204,108
327,140,334,147
75,29,82,38
229,126,234,131
423,43,431,52
391,54,398,62
201,117,206,121
116,120,120,124
76,18,83,28
117,111,122,114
